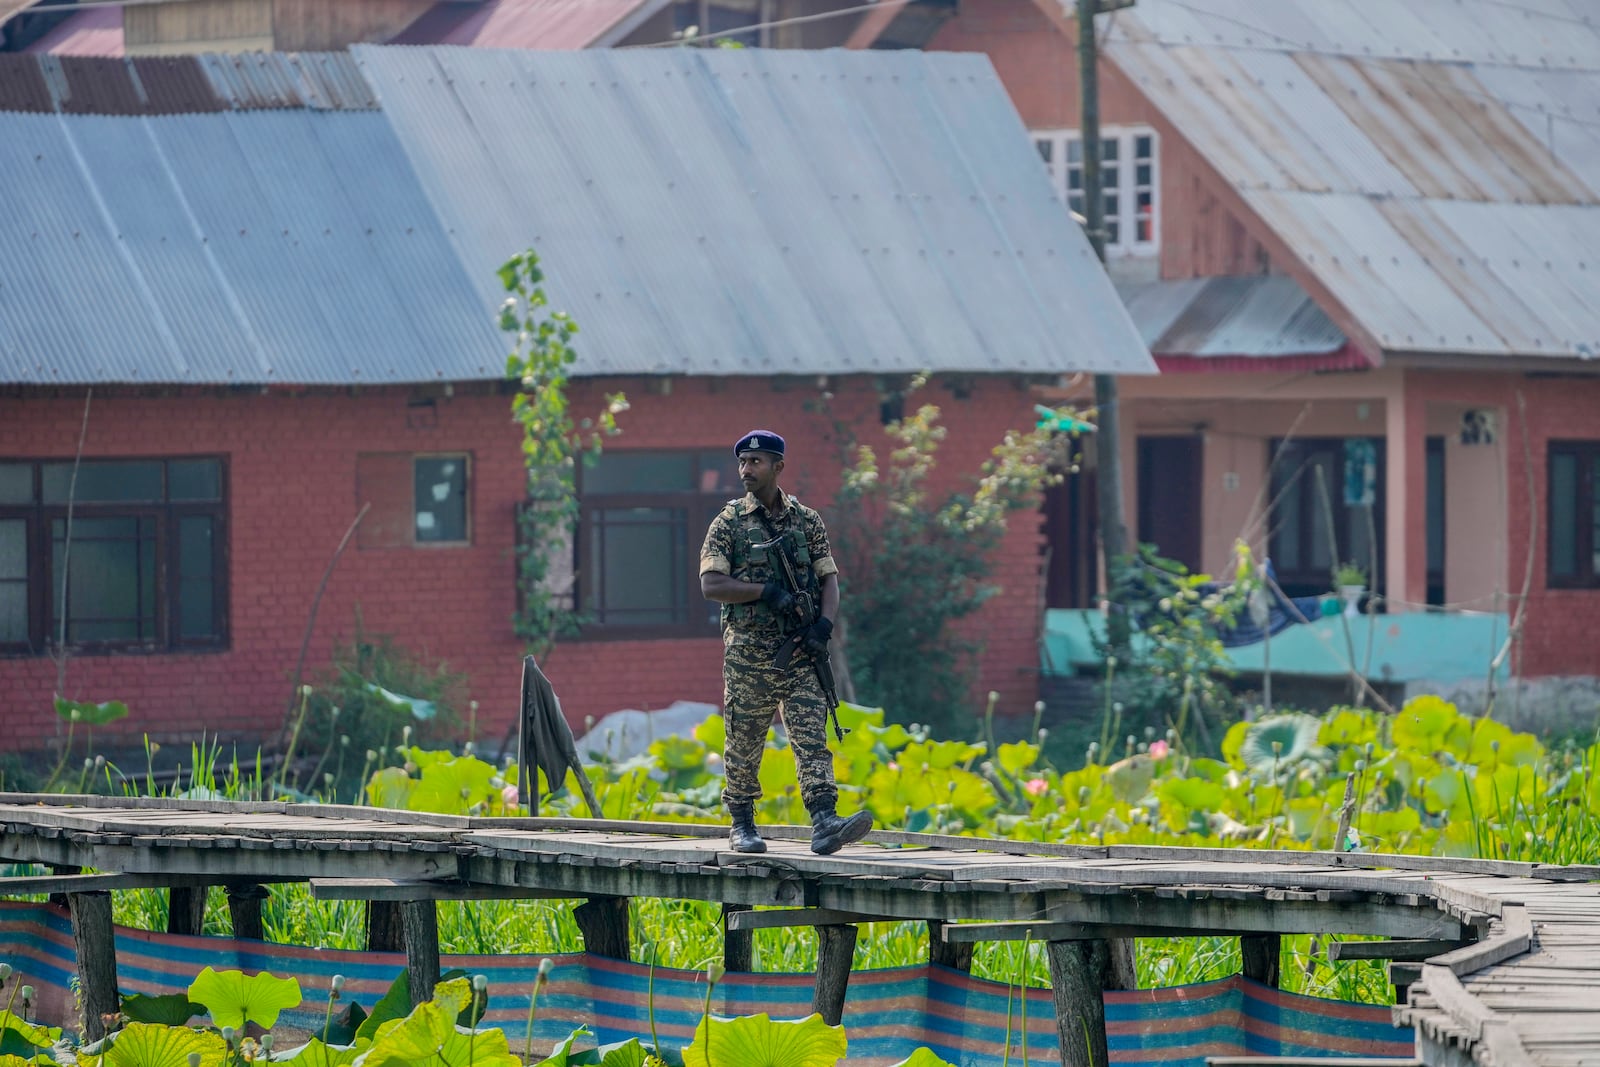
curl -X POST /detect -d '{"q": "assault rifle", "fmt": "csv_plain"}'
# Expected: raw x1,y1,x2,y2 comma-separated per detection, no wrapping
753,529,846,741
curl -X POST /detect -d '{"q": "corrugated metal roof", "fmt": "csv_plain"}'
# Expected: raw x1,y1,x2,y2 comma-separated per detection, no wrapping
392,0,663,49
0,53,373,113
0,107,503,385
353,45,1154,377
1117,275,1346,359
1107,0,1600,362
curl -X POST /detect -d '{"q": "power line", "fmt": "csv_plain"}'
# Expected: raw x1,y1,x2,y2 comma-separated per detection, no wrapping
623,0,910,49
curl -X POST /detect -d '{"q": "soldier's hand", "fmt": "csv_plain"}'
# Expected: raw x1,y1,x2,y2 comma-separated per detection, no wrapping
802,617,833,655
760,581,796,615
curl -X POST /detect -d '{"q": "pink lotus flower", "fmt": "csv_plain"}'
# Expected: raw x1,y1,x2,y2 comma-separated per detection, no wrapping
501,784,520,809
1149,740,1170,760
1024,778,1049,797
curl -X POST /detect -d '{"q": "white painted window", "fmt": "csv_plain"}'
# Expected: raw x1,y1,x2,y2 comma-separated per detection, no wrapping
1032,126,1158,256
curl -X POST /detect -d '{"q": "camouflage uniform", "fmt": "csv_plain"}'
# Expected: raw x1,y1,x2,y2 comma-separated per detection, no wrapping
699,492,840,811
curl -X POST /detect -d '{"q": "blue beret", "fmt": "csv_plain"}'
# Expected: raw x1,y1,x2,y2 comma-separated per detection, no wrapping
734,430,785,458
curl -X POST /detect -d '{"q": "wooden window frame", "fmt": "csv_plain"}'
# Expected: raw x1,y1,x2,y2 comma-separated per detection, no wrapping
0,456,229,656
572,451,737,641
1547,441,1600,590
412,452,472,548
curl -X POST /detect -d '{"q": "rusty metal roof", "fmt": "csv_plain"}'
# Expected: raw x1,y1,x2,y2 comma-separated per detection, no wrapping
1117,274,1350,366
0,52,374,113
391,0,664,49
1107,0,1600,363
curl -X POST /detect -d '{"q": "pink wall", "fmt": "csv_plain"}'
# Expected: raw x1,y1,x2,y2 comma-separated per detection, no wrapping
0,375,1047,755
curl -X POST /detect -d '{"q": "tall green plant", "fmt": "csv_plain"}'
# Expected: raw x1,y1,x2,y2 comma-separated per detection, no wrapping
829,392,1073,733
500,250,626,658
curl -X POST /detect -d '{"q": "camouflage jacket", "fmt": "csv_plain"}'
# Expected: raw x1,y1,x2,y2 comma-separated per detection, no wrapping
699,491,838,651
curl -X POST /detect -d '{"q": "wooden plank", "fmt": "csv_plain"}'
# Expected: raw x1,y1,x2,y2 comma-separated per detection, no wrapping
309,878,573,902
942,921,1217,943
724,908,896,931
0,872,266,895
1430,904,1531,976
1328,939,1465,962
1205,1060,1418,1066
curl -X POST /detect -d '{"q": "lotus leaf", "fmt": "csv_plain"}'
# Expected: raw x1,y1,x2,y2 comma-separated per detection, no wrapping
0,1012,59,1060
889,1051,958,1067
995,741,1039,777
188,967,301,1030
52,697,128,726
1393,694,1468,756
1158,777,1224,818
409,755,496,814
1319,707,1378,747
1103,754,1156,804
682,1013,846,1067
365,766,415,809
533,1028,590,1067
119,992,201,1027
1238,714,1324,779
269,1038,364,1066
76,1022,227,1067
692,715,726,755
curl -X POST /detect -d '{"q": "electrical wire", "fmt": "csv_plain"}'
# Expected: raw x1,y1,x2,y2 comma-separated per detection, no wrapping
623,0,911,49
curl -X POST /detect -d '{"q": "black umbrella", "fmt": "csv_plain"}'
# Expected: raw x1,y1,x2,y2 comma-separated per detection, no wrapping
517,655,601,818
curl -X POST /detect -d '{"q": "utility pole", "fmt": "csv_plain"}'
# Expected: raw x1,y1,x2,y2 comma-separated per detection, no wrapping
1078,0,1132,651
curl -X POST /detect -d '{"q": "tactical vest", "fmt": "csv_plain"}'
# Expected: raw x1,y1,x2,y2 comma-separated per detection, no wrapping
721,496,818,631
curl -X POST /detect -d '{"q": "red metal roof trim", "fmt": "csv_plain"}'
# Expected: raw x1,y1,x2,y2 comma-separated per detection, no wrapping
1153,344,1374,375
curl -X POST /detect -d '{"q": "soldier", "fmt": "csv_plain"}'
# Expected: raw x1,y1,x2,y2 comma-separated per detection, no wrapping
699,430,874,856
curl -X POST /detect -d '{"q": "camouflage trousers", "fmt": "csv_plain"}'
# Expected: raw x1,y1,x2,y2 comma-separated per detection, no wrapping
720,643,837,814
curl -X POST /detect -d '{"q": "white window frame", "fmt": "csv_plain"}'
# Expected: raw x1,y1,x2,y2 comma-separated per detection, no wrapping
1031,125,1159,257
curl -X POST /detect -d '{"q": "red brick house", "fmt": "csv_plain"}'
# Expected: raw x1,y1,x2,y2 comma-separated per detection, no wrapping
0,45,1151,756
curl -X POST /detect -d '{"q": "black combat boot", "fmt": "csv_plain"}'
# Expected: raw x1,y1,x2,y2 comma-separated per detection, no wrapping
808,803,873,856
727,803,766,854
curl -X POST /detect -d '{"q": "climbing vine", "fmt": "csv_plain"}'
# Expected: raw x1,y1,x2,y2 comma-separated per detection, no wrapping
500,250,626,657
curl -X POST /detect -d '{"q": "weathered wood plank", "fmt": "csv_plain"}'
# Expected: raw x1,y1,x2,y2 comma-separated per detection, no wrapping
1328,939,1465,962
310,878,573,902
724,908,895,931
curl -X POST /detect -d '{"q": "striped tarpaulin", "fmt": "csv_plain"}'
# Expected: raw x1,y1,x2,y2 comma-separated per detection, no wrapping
0,902,1410,1065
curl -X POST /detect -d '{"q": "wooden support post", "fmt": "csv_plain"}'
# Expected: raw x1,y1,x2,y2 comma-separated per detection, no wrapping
1240,934,1281,987
226,884,269,941
167,886,207,937
1046,939,1111,1067
574,896,631,961
1108,936,1137,991
722,903,753,973
68,891,119,1043
927,919,973,972
812,925,857,1027
402,900,440,1009
367,900,405,952
47,864,82,909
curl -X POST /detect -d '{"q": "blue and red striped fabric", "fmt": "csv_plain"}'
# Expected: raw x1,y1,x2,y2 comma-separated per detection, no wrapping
0,902,1409,1065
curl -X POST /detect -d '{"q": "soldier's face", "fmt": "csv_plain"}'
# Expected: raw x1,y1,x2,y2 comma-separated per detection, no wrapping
739,452,782,494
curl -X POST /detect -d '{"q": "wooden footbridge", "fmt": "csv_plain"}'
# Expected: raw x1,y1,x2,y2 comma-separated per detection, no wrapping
2,793,1598,1066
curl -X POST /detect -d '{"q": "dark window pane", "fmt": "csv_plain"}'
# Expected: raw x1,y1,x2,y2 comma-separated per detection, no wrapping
0,519,25,643
1067,172,1083,191
1066,139,1082,164
695,451,741,497
415,456,468,543
1104,193,1119,219
1135,134,1153,158
591,507,683,624
169,459,221,501
1136,164,1153,186
1106,220,1120,244
1592,462,1600,577
1035,138,1053,163
1307,455,1334,571
43,460,162,504
1550,452,1577,577
586,453,695,494
178,515,216,639
1275,477,1302,571
1102,166,1118,192
0,464,32,504
1426,444,1445,573
51,516,156,642
1101,138,1118,160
